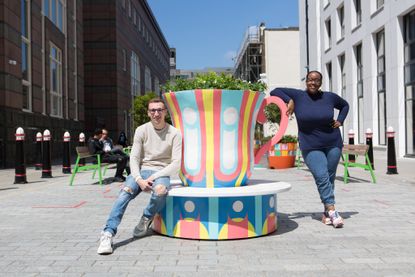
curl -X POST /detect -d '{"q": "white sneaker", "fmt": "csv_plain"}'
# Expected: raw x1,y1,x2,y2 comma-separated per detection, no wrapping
97,231,113,254
328,210,344,228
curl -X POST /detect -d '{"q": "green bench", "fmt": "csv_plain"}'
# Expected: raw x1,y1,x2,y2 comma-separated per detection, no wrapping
341,144,376,184
69,146,109,186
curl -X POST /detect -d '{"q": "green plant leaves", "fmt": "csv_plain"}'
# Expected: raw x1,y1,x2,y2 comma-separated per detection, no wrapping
162,72,267,92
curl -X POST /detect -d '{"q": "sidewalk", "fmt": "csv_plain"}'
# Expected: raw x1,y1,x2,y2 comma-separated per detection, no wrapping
0,149,414,276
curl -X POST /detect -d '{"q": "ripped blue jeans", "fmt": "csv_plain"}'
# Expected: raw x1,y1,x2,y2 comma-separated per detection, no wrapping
103,170,170,235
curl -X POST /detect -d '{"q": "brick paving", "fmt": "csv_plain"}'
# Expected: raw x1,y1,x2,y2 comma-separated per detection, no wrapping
0,149,414,276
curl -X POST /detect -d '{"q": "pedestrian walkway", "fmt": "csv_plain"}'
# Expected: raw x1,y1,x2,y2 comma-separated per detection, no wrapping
0,149,414,276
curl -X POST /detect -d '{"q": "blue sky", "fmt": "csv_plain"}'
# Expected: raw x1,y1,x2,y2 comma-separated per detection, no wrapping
147,0,299,70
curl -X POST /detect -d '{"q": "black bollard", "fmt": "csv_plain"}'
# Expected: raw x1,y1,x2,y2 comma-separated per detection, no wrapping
79,133,86,166
14,127,27,184
34,132,42,170
62,131,71,174
365,128,374,169
386,126,398,174
41,129,53,178
348,129,355,163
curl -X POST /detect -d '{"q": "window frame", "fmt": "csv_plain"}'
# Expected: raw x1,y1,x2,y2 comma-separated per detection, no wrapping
144,66,152,93
42,0,66,33
404,11,415,156
122,49,127,71
49,43,63,118
22,0,32,112
355,43,364,143
326,61,332,91
337,5,345,40
325,18,332,51
130,51,141,96
376,29,387,145
154,77,160,95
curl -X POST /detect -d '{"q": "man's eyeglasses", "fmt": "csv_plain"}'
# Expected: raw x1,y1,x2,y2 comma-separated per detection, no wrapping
148,108,166,114
306,78,322,84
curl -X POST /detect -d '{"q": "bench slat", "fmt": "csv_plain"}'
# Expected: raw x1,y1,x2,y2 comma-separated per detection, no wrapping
342,144,368,156
76,146,95,159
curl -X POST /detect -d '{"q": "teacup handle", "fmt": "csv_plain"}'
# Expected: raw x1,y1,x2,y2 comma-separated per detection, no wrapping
254,96,289,164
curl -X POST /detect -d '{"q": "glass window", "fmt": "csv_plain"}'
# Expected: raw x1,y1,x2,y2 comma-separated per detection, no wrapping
128,0,131,17
339,54,346,97
404,11,415,155
326,61,332,91
130,51,140,96
376,30,386,145
154,77,160,95
145,66,152,92
122,49,127,71
51,0,57,23
325,18,331,49
44,0,65,32
355,43,364,143
338,5,345,39
355,0,361,26
21,42,29,81
50,44,62,117
21,0,28,37
21,0,31,111
43,0,49,16
58,0,63,31
377,0,384,10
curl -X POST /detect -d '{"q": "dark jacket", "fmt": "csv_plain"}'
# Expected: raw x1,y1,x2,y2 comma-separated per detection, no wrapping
88,137,104,156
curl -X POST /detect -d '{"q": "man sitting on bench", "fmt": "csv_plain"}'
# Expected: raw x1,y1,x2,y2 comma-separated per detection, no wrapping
88,128,129,182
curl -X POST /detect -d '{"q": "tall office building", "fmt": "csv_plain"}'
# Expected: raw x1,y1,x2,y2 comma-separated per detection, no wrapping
83,0,169,140
299,0,415,158
0,0,84,168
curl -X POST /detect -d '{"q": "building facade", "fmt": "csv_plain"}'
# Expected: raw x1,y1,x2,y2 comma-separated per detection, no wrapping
234,25,301,136
83,0,170,141
0,0,84,168
299,0,415,158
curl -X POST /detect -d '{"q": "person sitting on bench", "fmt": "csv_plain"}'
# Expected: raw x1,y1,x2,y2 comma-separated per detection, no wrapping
101,128,128,157
88,128,129,182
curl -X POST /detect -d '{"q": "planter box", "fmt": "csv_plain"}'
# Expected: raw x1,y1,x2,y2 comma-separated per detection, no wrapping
268,142,297,169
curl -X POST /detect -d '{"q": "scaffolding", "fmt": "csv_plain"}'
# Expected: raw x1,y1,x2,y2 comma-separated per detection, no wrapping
233,26,264,82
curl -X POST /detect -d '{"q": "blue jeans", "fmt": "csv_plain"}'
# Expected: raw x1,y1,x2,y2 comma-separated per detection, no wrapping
302,147,342,207
103,170,170,235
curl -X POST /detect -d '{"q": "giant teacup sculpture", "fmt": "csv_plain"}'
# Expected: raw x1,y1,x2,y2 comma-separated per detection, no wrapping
152,89,291,240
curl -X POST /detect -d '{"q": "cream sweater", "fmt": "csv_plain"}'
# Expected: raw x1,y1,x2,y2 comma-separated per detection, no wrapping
130,122,182,180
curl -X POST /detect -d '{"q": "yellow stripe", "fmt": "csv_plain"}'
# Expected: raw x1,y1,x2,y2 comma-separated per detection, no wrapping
235,91,255,186
164,93,181,131
203,89,214,188
179,171,188,186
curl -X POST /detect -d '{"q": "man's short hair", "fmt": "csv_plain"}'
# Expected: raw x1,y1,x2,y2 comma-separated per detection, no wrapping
148,98,165,108
94,128,103,136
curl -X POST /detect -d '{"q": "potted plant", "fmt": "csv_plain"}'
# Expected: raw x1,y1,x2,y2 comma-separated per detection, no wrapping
267,134,298,169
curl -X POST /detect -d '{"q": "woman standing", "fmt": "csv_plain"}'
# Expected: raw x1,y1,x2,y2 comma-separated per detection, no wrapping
271,70,349,228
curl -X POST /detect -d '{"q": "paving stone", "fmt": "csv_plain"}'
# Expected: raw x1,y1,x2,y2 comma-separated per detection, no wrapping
0,149,414,275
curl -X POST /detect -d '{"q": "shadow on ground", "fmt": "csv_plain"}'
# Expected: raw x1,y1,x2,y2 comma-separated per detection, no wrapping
288,211,359,223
